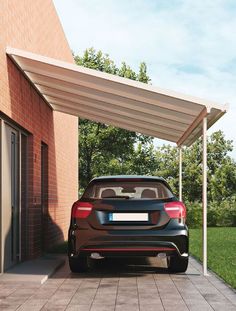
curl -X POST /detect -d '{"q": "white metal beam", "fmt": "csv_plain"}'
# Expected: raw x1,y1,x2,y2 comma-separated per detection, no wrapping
202,117,208,276
179,147,182,201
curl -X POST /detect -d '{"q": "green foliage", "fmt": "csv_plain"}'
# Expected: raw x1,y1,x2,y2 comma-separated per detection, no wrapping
156,130,236,202
209,198,236,227
186,198,236,228
75,48,151,82
137,62,150,83
186,202,202,228
190,228,236,289
155,145,179,195
128,143,157,175
75,48,118,74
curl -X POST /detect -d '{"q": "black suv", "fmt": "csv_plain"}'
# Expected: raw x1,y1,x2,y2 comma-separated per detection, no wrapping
68,175,188,272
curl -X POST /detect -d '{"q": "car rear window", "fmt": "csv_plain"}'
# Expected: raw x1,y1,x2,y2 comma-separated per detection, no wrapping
83,179,174,199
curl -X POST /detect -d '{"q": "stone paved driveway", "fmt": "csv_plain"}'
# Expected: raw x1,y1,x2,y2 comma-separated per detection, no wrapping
0,257,235,311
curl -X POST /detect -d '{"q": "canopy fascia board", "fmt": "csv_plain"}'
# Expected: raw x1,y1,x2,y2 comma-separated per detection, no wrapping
6,46,228,146
177,108,209,146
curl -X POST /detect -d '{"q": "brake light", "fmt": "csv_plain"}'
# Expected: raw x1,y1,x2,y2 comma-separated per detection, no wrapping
164,201,186,220
71,201,93,218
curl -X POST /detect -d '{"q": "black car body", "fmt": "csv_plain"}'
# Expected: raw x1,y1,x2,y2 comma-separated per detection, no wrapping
68,175,189,272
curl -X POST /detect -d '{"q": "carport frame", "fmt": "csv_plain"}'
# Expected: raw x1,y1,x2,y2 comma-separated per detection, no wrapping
6,47,228,276
178,116,208,275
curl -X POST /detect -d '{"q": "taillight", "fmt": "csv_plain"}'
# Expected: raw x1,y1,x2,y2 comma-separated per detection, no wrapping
71,201,93,219
164,201,186,221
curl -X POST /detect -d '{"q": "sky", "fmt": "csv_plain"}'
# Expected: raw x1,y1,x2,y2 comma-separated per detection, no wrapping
53,0,236,158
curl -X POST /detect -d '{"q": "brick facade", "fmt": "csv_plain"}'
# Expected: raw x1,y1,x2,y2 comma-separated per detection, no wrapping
0,0,78,259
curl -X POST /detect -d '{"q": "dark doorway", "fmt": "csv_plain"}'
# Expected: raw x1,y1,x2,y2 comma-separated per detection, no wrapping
20,133,28,261
41,142,48,252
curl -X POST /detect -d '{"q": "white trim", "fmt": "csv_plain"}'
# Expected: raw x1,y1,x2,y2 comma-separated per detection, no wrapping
202,117,208,276
179,147,182,201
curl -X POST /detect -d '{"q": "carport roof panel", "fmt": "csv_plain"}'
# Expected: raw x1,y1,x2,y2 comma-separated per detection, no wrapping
6,47,227,146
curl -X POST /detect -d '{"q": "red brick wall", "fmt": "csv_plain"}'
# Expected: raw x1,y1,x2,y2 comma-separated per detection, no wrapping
0,0,78,258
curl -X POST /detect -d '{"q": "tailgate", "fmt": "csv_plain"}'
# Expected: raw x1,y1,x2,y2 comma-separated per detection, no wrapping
87,199,170,230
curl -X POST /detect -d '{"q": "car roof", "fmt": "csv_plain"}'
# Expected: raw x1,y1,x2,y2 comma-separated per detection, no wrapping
91,175,165,182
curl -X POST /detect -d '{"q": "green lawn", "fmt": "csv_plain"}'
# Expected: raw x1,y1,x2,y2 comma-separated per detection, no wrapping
190,227,236,289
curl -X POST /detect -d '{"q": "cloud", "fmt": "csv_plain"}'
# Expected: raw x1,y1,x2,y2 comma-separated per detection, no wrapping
53,0,236,157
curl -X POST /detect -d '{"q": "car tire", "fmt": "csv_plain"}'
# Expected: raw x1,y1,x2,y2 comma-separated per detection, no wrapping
167,255,188,273
69,256,89,273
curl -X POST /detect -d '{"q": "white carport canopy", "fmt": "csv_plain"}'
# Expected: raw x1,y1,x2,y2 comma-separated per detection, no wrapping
6,47,228,275
7,47,227,147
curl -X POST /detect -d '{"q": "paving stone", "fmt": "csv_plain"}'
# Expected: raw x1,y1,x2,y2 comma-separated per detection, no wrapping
0,256,235,310
187,304,213,311
90,304,115,311
163,306,188,311
93,293,117,305
209,302,236,310
138,291,160,299
70,294,94,305
116,295,139,305
140,304,164,311
139,297,163,305
20,298,48,306
66,305,91,311
41,305,67,311
18,305,44,311
47,298,72,306
0,305,19,311
4,296,28,305
115,304,139,311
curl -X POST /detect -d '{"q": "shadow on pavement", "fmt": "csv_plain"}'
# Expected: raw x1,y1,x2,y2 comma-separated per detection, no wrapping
68,257,170,279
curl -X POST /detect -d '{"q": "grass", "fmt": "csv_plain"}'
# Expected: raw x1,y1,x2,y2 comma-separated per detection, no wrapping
190,227,236,289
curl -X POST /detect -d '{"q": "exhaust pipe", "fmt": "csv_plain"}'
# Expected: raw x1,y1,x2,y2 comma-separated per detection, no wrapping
90,252,104,260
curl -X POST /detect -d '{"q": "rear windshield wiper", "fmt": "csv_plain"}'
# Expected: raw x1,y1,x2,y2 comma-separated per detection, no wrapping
102,195,130,199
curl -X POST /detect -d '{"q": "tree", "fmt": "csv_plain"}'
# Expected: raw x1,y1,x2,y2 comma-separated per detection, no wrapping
75,48,153,189
155,145,179,195
155,130,236,202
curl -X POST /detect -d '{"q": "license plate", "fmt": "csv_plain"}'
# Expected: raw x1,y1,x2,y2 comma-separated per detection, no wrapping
109,213,148,221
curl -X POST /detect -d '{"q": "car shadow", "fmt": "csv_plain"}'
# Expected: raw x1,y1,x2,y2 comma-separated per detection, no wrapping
69,257,170,279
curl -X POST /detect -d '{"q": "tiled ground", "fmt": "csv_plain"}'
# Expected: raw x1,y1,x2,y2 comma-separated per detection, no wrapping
0,256,235,311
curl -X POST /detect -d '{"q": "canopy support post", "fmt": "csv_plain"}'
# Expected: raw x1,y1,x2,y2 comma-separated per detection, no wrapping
202,116,208,276
179,146,182,201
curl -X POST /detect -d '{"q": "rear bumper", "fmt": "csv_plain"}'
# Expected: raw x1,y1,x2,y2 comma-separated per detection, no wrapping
76,245,181,258
68,225,188,258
